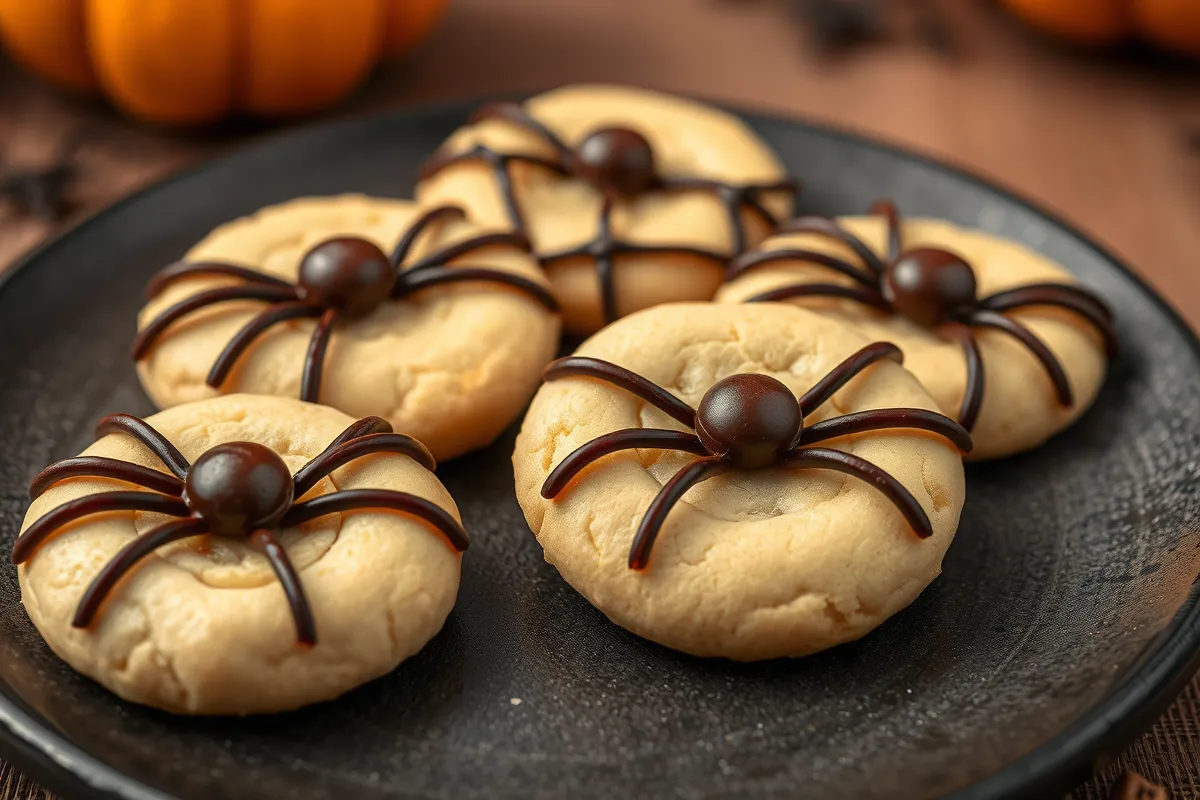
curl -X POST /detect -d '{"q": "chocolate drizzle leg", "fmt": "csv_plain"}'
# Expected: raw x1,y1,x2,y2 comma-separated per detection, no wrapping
72,518,206,627
300,308,339,403
251,528,317,645
971,310,1072,405
595,196,619,323
95,413,191,477
133,204,558,403
29,457,183,501
539,342,971,570
938,321,985,432
869,198,902,261
417,102,570,233
538,198,732,324
736,199,1117,430
16,415,468,644
391,226,559,312
629,457,729,570
206,303,324,392
469,102,573,157
419,99,801,324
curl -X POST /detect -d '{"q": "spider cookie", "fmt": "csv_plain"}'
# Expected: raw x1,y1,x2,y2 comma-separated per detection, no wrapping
14,394,467,715
512,303,969,661
134,195,560,462
416,84,798,334
716,201,1115,460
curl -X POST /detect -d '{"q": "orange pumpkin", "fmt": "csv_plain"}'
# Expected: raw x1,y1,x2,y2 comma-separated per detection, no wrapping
0,0,449,125
1001,0,1200,57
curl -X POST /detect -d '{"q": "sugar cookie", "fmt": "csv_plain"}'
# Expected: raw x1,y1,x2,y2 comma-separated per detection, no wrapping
417,85,797,334
134,195,561,462
513,303,967,660
16,395,465,714
717,201,1114,460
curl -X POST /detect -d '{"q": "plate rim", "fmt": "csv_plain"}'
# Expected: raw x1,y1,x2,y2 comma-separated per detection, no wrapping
0,96,1197,800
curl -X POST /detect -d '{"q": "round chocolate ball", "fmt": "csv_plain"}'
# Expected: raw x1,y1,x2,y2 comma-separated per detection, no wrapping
184,442,294,537
572,127,658,196
882,247,978,328
298,237,394,317
695,374,802,469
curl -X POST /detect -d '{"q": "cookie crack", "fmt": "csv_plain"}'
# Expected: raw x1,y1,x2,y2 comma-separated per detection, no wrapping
822,597,851,628
581,510,602,559
730,587,812,637
122,596,192,711
535,418,579,472
919,454,950,512
385,587,433,660
384,602,399,659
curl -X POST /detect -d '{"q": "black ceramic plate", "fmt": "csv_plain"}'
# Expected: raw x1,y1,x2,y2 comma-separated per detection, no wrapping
0,99,1198,800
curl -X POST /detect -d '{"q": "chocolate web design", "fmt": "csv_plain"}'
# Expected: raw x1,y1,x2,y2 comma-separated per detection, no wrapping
419,101,800,323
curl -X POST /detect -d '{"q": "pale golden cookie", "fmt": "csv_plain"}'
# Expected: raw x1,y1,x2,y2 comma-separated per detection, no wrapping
716,212,1111,460
135,195,561,462
17,395,463,715
417,84,796,334
512,303,966,661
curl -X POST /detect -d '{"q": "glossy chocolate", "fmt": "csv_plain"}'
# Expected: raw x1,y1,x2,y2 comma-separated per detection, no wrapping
419,100,800,324
298,238,394,317
134,205,558,404
737,199,1117,431
540,343,972,570
572,128,658,196
184,442,294,536
695,374,802,469
882,247,977,328
15,414,467,645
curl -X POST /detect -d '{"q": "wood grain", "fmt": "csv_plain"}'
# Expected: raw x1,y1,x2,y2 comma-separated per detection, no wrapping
0,0,1197,797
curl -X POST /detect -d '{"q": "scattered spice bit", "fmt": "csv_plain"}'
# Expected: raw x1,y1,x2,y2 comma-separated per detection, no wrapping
798,0,885,59
0,131,81,223
777,0,959,61
1184,128,1200,153
1108,770,1169,800
915,1,958,58
0,162,76,222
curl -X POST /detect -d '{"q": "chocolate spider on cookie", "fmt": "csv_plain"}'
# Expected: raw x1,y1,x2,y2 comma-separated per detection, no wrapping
416,85,798,334
513,303,968,661
716,201,1115,460
15,395,465,714
134,195,561,462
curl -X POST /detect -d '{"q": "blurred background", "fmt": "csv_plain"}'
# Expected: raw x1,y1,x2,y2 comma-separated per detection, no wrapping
0,0,1198,797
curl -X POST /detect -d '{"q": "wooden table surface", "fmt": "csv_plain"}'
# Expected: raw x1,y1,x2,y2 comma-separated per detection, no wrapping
1,1,1198,797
